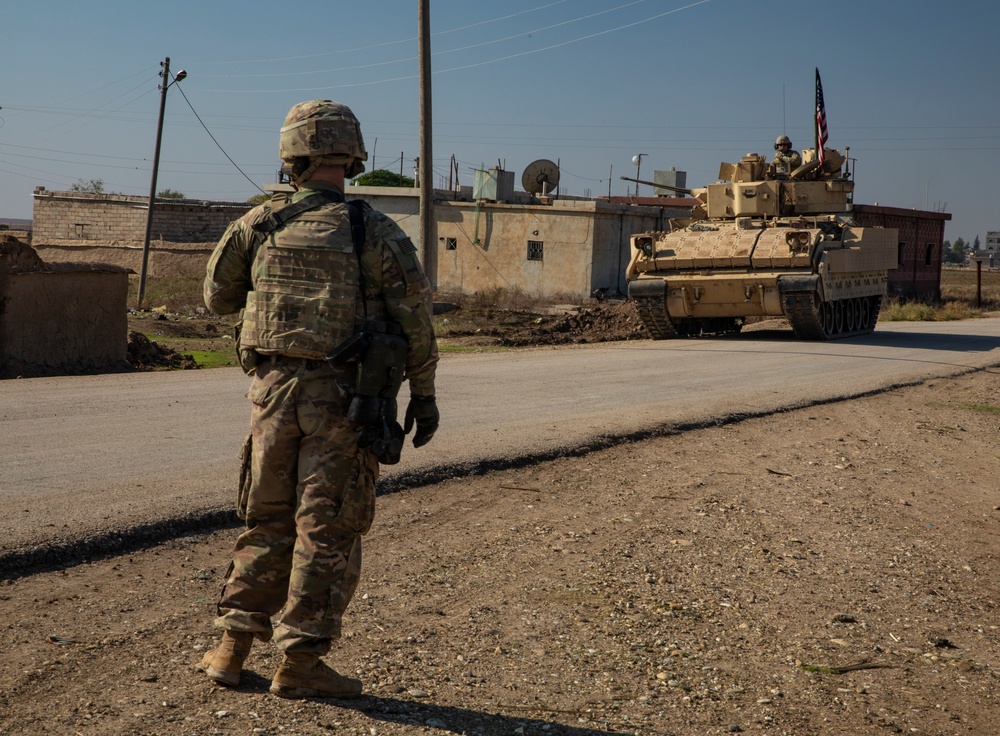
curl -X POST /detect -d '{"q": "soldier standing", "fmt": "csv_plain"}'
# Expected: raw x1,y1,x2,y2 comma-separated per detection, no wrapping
199,100,439,698
771,134,802,177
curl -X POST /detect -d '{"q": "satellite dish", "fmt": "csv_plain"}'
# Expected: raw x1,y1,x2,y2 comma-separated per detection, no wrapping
521,159,560,196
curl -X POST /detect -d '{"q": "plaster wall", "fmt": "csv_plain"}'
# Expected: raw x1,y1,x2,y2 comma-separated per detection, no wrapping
0,268,129,377
31,241,213,278
350,187,680,299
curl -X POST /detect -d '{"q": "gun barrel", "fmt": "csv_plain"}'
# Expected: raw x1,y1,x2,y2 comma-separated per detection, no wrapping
619,175,692,196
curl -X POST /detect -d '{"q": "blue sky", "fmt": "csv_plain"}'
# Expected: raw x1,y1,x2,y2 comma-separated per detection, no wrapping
1,0,997,243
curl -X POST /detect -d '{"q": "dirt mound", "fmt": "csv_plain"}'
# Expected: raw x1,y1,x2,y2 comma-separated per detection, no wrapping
524,299,648,345
131,312,225,339
0,234,44,273
439,299,649,348
126,331,199,371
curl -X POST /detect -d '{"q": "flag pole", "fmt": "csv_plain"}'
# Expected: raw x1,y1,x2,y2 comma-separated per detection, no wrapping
814,68,820,156
814,67,828,168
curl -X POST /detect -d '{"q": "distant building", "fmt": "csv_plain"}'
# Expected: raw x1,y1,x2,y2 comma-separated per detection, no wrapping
985,231,999,253
31,187,249,276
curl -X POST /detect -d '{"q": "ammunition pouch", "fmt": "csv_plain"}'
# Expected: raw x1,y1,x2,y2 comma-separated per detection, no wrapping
234,320,259,374
327,324,408,464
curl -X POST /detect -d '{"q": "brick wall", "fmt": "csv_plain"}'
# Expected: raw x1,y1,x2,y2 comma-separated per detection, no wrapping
32,188,250,244
854,205,951,301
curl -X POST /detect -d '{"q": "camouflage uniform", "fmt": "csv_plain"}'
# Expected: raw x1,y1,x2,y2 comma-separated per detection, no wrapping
771,148,802,177
204,181,437,654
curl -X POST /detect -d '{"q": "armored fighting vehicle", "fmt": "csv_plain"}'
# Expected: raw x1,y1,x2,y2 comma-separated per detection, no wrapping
626,148,897,340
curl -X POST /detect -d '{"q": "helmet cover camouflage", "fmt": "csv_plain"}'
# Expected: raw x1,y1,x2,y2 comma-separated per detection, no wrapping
775,134,792,148
279,100,368,177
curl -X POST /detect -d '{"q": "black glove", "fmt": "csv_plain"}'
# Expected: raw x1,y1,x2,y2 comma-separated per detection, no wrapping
404,395,439,448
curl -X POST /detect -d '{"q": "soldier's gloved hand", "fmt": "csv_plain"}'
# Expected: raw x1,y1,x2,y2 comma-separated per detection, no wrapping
404,395,439,448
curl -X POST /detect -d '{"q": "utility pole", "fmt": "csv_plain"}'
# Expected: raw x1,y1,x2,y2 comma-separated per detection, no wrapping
631,154,647,197
138,57,186,309
418,0,436,287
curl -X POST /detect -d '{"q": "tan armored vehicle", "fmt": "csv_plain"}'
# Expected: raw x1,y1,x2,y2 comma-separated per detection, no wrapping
626,148,897,339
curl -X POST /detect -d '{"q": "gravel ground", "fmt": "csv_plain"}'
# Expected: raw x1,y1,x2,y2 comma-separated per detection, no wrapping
1,369,998,736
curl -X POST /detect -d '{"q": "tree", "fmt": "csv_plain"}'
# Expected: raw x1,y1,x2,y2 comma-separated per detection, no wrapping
943,238,971,265
70,178,105,193
157,188,185,199
948,237,968,265
942,240,958,264
247,194,270,206
352,169,415,188
972,235,981,254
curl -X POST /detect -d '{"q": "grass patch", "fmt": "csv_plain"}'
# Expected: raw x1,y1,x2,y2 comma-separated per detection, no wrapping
879,299,979,321
881,267,1000,321
182,348,240,368
940,267,1000,310
957,403,1000,414
128,276,206,314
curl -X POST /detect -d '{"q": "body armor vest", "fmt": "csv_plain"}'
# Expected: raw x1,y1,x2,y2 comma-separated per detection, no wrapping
240,201,387,359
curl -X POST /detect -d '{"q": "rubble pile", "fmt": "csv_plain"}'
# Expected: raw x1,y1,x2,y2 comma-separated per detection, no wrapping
126,331,198,371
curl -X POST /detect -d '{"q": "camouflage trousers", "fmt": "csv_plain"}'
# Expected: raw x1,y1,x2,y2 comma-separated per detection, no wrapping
215,358,378,654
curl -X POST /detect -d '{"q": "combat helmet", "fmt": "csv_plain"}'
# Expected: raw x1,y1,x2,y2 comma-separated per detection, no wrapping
774,134,792,149
279,100,368,182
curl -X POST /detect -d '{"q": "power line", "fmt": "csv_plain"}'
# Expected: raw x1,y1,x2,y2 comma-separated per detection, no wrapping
198,0,648,80
196,0,574,67
197,0,710,93
15,77,159,146
170,76,265,193
437,0,710,76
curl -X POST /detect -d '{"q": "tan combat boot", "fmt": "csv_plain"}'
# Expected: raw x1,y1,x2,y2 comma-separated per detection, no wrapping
269,652,363,699
198,631,254,687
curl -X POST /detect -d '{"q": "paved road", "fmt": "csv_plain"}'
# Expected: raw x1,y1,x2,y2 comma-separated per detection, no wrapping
2,318,998,555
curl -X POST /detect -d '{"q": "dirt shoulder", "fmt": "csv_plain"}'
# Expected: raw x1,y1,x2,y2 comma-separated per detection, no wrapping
1,369,998,735
125,299,652,370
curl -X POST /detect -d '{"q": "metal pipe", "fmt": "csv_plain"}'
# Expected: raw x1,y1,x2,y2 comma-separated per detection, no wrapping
977,259,983,308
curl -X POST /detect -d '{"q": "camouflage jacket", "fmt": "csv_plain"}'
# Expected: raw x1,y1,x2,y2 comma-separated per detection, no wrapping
771,149,802,175
204,182,438,396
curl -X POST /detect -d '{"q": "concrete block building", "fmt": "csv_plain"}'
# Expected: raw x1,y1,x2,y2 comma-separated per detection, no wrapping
31,188,250,276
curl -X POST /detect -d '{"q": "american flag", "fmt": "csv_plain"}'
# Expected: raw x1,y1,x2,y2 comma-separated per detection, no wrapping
815,67,829,166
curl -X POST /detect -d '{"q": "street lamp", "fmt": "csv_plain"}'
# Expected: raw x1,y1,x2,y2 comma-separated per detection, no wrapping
137,57,186,309
631,154,647,196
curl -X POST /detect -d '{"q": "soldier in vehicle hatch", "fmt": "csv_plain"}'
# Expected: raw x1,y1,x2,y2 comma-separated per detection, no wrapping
199,100,439,699
770,134,801,178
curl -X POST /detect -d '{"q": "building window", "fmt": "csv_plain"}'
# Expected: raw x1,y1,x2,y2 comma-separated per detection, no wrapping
527,240,544,261
74,223,88,238
444,237,457,251
924,244,935,266
897,242,906,266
